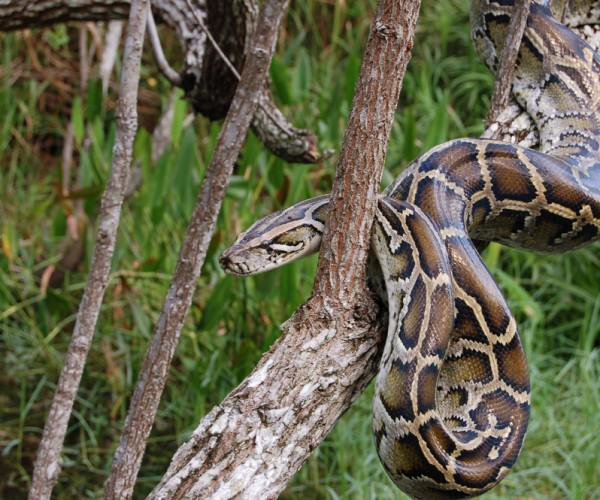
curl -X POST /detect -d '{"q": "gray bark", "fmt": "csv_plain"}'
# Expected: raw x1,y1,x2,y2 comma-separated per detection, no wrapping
27,2,149,499
104,1,291,498
149,1,422,497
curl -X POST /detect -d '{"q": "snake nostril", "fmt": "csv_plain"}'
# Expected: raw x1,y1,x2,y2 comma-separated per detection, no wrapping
219,253,231,269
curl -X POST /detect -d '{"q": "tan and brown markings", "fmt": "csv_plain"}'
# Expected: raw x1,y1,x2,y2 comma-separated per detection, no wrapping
220,0,600,498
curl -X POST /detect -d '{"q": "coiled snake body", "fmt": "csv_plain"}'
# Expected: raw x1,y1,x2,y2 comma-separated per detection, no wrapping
220,1,600,497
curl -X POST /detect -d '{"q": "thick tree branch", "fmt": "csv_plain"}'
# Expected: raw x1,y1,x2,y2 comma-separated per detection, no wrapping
149,1,422,497
0,0,322,163
28,2,149,499
103,1,291,498
0,1,130,29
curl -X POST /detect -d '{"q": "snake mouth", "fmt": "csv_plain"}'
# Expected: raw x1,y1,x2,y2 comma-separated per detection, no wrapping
219,246,273,276
219,252,251,276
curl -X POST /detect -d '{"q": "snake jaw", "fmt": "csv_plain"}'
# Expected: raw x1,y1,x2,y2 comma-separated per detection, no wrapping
219,245,274,276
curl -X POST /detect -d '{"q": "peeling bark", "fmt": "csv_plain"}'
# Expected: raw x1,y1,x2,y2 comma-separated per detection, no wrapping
150,312,383,499
0,0,322,163
150,1,422,497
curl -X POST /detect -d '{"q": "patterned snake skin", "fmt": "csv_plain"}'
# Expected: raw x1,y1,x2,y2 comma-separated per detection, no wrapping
219,1,600,497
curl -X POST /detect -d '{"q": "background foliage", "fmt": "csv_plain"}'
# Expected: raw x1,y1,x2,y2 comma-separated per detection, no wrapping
1,1,599,498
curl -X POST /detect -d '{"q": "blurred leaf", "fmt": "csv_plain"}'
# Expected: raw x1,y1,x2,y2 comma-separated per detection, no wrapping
71,96,84,146
170,90,187,147
423,91,450,150
200,278,232,331
86,79,103,122
402,106,417,161
270,57,293,105
0,99,15,151
43,26,69,49
150,153,172,225
343,52,360,105
1,223,16,261
129,300,152,339
484,242,502,270
52,210,67,238
292,47,312,102
172,127,199,218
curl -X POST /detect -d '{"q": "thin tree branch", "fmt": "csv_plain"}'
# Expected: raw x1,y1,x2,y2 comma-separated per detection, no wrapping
79,27,91,92
100,21,125,94
147,6,182,86
103,1,291,498
150,1,421,497
485,0,532,132
27,2,149,499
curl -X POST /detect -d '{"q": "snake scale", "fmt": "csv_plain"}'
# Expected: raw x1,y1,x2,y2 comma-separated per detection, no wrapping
219,1,600,497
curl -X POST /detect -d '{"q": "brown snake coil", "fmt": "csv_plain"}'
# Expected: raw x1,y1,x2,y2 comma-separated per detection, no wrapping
220,1,600,497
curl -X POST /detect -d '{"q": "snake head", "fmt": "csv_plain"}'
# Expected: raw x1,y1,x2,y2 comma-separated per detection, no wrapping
219,195,330,276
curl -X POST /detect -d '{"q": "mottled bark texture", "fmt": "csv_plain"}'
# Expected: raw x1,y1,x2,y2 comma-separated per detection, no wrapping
27,2,149,499
149,1,422,498
104,1,291,498
0,0,321,163
485,0,532,131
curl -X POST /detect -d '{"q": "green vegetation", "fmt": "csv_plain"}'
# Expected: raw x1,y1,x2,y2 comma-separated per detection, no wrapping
1,1,599,498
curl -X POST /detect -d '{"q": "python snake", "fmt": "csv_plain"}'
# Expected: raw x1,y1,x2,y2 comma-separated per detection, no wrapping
219,1,600,497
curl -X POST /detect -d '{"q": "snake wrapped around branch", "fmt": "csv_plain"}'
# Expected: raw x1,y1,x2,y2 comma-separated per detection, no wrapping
219,0,600,497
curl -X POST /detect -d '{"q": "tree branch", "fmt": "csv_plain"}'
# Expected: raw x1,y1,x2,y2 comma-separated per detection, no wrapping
100,21,124,94
149,1,422,497
0,0,323,164
27,2,149,499
147,6,182,86
103,1,291,498
485,0,532,131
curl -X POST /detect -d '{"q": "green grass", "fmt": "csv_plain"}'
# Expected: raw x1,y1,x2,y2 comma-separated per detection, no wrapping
1,1,599,498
